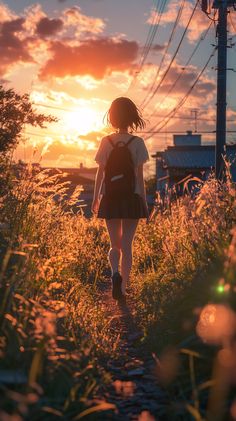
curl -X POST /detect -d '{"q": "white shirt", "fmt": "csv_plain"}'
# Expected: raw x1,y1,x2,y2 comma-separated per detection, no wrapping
94,133,149,195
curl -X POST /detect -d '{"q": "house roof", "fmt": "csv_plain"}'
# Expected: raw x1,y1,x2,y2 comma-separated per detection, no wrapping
41,166,96,185
154,145,236,169
43,166,97,174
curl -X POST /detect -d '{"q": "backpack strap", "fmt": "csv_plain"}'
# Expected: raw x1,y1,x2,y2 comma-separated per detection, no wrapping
108,135,136,148
126,135,137,146
107,136,115,148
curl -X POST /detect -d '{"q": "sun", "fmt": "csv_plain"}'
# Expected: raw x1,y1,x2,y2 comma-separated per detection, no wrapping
64,107,101,135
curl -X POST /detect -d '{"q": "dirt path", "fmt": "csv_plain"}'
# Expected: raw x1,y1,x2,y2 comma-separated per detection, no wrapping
94,281,169,421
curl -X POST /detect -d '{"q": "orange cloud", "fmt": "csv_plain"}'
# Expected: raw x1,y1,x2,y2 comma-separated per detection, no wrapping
39,38,139,80
20,138,98,168
0,3,108,78
23,4,46,35
63,6,105,35
0,3,16,22
79,131,106,142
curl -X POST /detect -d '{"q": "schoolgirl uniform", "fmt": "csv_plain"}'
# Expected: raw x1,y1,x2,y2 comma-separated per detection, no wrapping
94,133,149,220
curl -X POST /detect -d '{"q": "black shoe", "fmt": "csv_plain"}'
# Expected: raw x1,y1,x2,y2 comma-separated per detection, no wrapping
111,272,123,300
118,294,127,306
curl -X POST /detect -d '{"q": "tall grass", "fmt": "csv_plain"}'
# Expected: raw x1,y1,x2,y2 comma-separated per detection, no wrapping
0,163,112,420
130,174,236,420
1,161,236,420
133,175,235,307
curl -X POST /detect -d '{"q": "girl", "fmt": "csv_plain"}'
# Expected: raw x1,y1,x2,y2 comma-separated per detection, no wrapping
92,97,149,301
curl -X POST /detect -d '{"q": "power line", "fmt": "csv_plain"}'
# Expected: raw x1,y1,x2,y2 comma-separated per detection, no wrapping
24,130,98,139
149,112,234,122
127,0,168,93
139,130,236,133
25,125,235,138
140,0,167,67
141,0,200,109
34,102,75,112
32,101,235,125
149,49,216,133
140,0,186,108
127,0,163,93
144,47,217,140
24,131,60,138
148,18,214,117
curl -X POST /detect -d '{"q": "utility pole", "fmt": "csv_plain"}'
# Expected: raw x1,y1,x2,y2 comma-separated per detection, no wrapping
213,0,228,179
191,108,199,133
202,1,235,180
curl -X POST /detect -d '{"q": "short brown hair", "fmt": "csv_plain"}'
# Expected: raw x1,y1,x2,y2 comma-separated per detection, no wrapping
106,97,146,131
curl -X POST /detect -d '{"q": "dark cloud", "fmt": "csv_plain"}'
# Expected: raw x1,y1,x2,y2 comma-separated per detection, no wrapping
139,44,164,58
162,68,197,93
36,17,64,37
150,66,215,97
39,38,139,80
196,81,215,93
0,18,33,75
151,44,165,52
2,18,25,33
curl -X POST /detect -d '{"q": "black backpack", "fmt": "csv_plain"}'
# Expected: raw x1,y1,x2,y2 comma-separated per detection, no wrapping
104,135,136,198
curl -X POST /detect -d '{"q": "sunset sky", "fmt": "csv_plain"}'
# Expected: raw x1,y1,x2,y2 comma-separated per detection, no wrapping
1,0,236,173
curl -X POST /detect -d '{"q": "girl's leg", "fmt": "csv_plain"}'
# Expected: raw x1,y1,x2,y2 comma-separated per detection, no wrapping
120,219,139,294
105,219,122,275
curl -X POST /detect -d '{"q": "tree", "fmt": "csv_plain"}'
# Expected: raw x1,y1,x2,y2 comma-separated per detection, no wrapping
0,85,57,154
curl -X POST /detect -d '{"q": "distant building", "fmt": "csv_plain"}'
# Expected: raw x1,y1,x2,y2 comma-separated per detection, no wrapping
152,131,236,195
212,0,236,8
61,164,96,189
43,164,97,216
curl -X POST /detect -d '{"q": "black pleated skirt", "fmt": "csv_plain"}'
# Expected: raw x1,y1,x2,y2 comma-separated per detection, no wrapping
97,193,148,219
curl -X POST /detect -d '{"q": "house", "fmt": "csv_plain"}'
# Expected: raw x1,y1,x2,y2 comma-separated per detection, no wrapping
59,164,96,193
152,131,236,196
42,164,97,216
14,162,97,216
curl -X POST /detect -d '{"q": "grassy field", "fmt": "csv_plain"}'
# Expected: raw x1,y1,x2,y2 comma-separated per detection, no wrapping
0,162,236,420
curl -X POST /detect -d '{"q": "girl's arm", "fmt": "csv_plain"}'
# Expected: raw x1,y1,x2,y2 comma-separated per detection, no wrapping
137,164,147,202
91,164,105,214
137,164,149,218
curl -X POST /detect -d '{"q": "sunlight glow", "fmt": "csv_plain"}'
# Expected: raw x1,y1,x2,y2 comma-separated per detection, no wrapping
30,91,48,104
64,107,100,136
